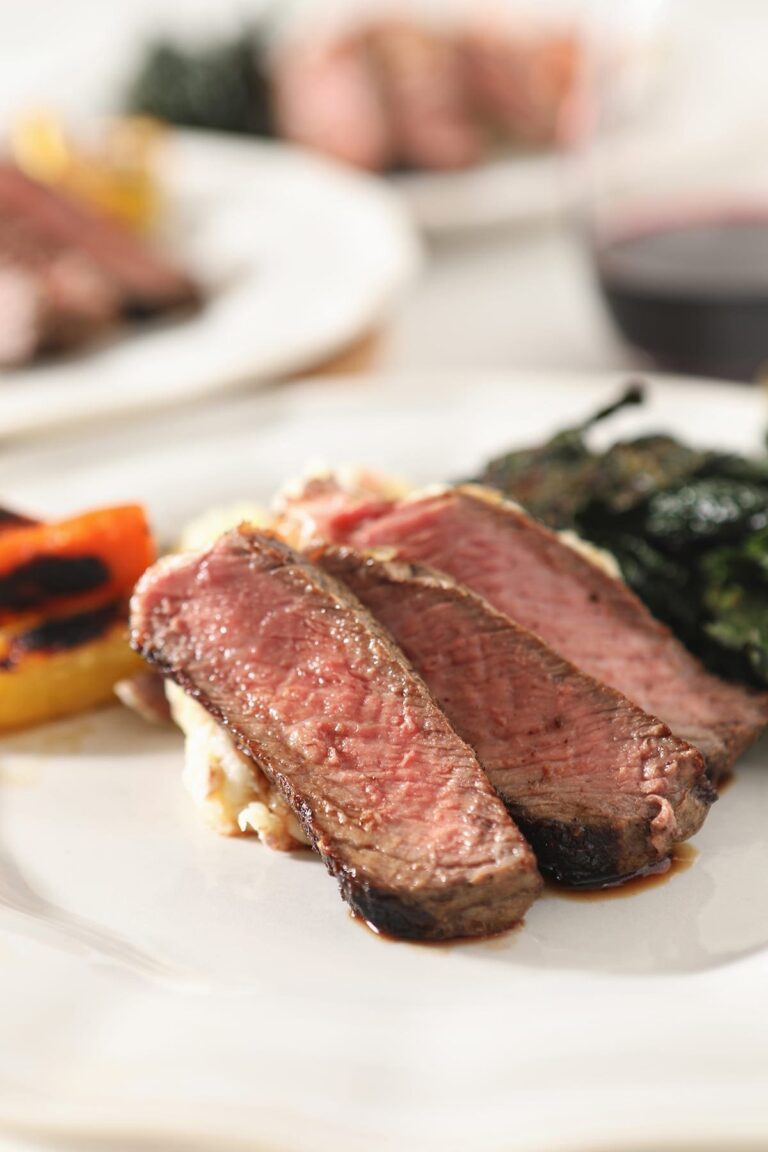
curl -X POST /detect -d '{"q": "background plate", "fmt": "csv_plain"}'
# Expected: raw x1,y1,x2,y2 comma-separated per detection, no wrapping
0,372,767,1152
394,149,570,235
0,132,420,441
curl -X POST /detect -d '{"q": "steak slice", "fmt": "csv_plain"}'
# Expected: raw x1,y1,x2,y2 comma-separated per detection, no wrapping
0,256,119,366
0,163,200,318
272,32,395,172
366,22,484,171
340,486,768,781
459,25,579,146
315,545,713,885
130,529,541,940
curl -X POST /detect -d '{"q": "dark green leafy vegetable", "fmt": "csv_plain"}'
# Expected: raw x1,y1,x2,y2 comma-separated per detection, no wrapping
590,532,698,633
126,33,274,137
705,584,768,682
642,479,768,549
479,383,645,527
475,382,768,687
591,436,708,514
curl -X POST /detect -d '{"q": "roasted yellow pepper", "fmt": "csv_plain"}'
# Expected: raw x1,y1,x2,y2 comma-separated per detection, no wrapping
0,620,144,733
10,112,164,231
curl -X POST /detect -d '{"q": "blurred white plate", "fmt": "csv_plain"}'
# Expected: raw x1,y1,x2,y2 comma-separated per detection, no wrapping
0,131,420,440
394,150,570,234
0,371,767,1152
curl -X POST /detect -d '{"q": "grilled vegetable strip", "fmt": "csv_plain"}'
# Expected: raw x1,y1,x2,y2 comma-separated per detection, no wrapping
0,505,154,624
0,618,144,732
0,503,155,731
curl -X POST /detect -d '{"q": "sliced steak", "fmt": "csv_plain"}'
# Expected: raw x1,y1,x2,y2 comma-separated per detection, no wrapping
367,22,484,171
315,545,713,885
0,209,120,364
0,253,120,365
130,529,541,940
341,486,768,780
272,32,395,172
459,26,578,146
0,263,47,366
0,163,200,317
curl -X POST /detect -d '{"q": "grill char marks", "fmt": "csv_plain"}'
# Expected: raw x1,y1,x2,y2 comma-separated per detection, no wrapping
348,487,768,781
130,529,542,940
0,554,109,614
0,508,38,531
315,545,714,885
1,600,122,670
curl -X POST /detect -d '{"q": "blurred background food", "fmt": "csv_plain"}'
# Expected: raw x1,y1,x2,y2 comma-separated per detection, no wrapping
0,503,154,731
10,112,164,229
0,149,201,368
127,32,274,139
2,0,768,394
125,16,581,172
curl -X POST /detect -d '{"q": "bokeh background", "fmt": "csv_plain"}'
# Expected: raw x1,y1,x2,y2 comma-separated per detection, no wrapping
4,0,768,382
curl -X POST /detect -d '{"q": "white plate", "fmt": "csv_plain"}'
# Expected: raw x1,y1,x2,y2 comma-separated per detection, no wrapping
0,132,421,441
393,150,571,235
1,372,767,1152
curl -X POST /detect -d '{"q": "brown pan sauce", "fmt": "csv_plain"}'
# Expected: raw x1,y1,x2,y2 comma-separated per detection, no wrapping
354,842,702,943
550,842,699,902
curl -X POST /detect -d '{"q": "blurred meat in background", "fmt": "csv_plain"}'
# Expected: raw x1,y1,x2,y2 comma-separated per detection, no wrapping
0,134,201,367
127,8,583,174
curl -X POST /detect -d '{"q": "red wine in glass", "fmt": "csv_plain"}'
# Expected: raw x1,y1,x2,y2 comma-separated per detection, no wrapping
594,210,768,381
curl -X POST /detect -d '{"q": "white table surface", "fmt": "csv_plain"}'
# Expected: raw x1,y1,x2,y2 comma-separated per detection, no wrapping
383,222,627,373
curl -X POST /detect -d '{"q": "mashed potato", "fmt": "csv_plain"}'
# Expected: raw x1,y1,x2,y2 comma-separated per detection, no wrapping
166,682,308,850
556,530,622,580
176,501,272,552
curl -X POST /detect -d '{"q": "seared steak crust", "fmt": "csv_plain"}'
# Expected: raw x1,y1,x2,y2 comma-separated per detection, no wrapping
348,486,768,780
130,529,541,940
316,546,714,884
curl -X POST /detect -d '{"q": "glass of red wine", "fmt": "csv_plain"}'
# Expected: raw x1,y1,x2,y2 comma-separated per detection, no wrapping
574,2,768,382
